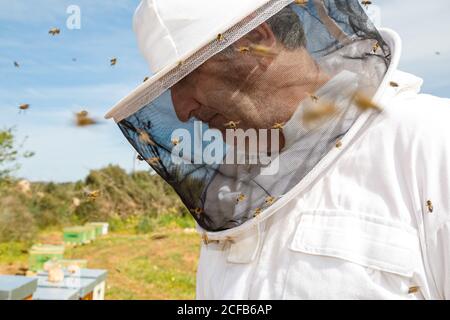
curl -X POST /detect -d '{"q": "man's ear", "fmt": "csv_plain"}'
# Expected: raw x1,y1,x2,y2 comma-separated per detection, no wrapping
233,22,278,70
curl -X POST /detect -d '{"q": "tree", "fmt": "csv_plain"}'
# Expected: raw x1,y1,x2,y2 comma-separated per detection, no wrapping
0,128,34,180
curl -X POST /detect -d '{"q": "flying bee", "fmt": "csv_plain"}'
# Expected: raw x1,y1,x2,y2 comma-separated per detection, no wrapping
272,122,285,130
172,137,181,146
75,110,97,127
236,194,247,203
265,196,276,206
389,81,399,88
253,208,262,218
137,155,144,161
237,46,251,54
249,44,278,57
294,0,309,6
371,42,380,54
138,130,156,146
361,0,372,9
302,102,338,124
426,200,434,213
85,189,101,201
353,92,382,112
19,103,30,112
110,58,117,66
48,28,60,36
14,61,20,68
147,157,161,165
224,121,240,130
143,76,149,82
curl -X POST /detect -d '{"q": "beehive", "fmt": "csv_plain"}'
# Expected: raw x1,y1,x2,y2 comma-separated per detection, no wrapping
86,222,109,235
0,276,38,300
83,225,97,243
63,227,88,246
85,223,103,237
28,244,65,272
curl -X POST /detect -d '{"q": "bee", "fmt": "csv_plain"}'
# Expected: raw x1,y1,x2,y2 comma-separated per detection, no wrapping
191,208,204,217
353,92,382,112
272,122,285,130
371,42,380,54
303,103,338,124
85,189,101,201
143,76,149,83
307,93,319,103
265,196,276,206
335,140,343,148
19,103,30,112
137,155,144,161
172,137,181,146
110,58,117,66
361,0,372,9
75,110,97,127
389,81,399,88
249,44,277,57
408,286,421,294
72,58,77,62
253,208,262,218
426,200,434,213
202,233,210,245
216,33,225,42
435,51,441,56
48,28,60,36
237,46,251,54
224,121,240,130
14,61,20,68
138,130,156,146
294,0,309,7
147,157,161,165
236,194,247,203
177,60,185,68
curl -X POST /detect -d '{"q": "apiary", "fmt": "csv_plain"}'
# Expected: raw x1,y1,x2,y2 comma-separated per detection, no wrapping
63,226,88,246
29,244,65,272
0,276,38,300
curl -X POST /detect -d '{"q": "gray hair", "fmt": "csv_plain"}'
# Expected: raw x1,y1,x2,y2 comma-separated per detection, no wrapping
266,6,306,50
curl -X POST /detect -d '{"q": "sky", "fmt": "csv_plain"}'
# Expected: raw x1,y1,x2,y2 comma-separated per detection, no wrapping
0,0,449,182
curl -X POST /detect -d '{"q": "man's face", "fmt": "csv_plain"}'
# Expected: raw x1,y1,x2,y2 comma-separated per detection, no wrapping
171,46,276,135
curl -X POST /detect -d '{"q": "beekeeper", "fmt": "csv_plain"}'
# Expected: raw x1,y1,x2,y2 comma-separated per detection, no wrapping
106,0,450,299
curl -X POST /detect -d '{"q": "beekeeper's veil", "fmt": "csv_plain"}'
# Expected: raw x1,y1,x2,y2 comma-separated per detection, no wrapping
106,0,391,232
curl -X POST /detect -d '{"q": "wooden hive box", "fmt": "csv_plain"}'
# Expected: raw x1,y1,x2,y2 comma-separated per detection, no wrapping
29,244,65,272
63,227,88,246
0,276,38,300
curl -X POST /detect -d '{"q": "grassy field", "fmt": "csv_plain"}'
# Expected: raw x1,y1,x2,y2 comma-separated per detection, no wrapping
0,222,201,300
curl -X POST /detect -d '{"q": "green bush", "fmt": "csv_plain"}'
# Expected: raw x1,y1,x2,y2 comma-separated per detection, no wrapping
0,196,36,242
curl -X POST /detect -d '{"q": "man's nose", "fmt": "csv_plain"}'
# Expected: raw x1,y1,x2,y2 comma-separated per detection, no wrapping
171,84,201,122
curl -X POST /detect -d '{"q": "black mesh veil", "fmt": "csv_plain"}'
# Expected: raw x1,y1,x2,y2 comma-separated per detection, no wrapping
115,0,390,232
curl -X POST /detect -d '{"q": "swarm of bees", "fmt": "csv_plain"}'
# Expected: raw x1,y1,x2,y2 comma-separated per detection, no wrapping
48,28,61,36
75,110,98,127
224,121,240,130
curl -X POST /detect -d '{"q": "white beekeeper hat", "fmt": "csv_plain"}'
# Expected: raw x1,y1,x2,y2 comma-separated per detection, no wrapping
105,0,285,121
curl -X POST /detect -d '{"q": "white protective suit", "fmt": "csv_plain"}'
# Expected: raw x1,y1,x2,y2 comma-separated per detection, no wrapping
196,29,450,300
106,0,450,300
